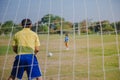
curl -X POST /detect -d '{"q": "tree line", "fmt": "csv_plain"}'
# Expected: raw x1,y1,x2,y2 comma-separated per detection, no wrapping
0,14,120,35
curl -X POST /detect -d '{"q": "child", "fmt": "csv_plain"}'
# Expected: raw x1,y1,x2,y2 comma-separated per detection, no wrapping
64,33,69,50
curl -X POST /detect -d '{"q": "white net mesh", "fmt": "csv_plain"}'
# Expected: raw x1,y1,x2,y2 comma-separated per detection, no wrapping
0,0,120,80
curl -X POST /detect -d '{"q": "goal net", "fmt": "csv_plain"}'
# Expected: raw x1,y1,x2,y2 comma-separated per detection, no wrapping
0,0,120,80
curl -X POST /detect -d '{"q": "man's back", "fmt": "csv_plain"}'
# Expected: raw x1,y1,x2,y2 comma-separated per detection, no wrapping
13,28,40,54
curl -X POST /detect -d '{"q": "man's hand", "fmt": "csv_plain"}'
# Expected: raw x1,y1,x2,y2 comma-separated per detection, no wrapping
34,46,40,55
13,45,18,54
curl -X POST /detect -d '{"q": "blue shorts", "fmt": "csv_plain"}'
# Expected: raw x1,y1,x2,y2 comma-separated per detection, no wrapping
11,54,42,79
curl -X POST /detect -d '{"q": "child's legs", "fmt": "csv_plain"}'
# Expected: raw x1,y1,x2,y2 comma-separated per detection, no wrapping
65,42,68,48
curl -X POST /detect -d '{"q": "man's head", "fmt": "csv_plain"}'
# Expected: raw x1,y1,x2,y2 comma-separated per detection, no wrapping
21,19,32,28
65,33,68,36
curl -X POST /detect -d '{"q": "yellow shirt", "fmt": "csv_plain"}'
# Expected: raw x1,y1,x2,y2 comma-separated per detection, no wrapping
12,28,40,54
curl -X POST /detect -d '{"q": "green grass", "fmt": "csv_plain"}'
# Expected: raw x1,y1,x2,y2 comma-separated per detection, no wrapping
0,34,120,80
0,46,13,55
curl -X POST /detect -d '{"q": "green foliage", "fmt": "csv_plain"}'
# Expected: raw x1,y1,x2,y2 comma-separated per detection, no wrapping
1,21,13,34
102,22,114,31
39,24,48,32
13,25,22,34
116,21,120,31
0,21,22,35
39,14,73,33
0,29,2,35
111,21,120,33
63,21,73,30
41,14,64,24
0,15,120,35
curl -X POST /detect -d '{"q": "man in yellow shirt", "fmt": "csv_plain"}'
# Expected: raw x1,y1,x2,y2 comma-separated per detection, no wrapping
8,19,42,80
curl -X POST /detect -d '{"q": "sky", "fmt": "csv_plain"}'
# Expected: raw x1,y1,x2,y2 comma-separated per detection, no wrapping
0,0,120,24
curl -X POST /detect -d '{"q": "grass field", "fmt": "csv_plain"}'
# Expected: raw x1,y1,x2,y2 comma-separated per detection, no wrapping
0,34,120,80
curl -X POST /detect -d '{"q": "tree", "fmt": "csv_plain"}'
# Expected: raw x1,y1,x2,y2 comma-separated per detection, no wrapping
41,14,53,23
102,20,114,31
13,24,22,34
111,21,120,34
39,24,48,32
116,21,120,32
1,21,14,35
39,14,65,33
80,20,87,33
102,23,113,31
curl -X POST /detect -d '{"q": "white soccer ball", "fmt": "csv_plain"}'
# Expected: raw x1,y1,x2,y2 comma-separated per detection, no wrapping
48,52,53,57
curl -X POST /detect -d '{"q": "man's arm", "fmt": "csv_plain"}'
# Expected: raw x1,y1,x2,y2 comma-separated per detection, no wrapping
34,46,40,55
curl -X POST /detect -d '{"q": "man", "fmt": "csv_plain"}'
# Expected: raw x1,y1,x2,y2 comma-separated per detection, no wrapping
8,19,42,80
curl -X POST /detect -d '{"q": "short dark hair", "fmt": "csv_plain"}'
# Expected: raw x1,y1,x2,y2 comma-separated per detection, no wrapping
21,19,32,27
65,33,68,36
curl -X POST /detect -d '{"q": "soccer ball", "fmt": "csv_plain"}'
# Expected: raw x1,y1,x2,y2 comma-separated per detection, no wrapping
48,52,53,57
